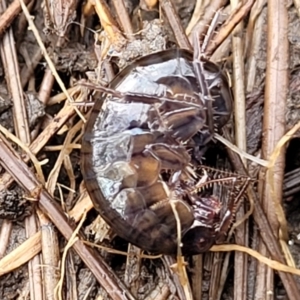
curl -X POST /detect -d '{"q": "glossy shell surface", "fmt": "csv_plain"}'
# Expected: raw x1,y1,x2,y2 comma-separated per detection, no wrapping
81,49,232,255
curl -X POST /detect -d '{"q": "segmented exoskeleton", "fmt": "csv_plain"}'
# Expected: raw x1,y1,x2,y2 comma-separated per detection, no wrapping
81,48,249,255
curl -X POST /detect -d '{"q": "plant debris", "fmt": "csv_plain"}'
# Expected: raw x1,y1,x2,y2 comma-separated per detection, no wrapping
1,1,300,299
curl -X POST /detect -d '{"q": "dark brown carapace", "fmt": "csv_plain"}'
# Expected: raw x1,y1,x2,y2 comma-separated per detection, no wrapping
81,48,250,255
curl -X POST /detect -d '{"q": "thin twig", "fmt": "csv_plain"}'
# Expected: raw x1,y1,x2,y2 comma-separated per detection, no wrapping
245,0,266,93
0,87,85,190
230,0,248,298
255,0,290,298
112,0,134,38
188,0,227,40
0,0,31,35
161,0,192,49
206,0,255,57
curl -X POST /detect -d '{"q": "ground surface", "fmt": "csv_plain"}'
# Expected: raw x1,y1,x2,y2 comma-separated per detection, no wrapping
1,1,300,300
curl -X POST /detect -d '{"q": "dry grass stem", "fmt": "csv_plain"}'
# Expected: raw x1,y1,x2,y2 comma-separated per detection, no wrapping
255,0,293,298
245,0,266,92
211,244,300,276
0,232,42,276
185,0,207,35
0,124,47,183
0,220,12,258
19,0,85,121
46,120,83,196
38,210,60,300
230,0,247,297
206,0,255,56
54,212,86,299
93,0,127,49
0,0,31,35
215,134,268,166
188,0,227,40
112,0,134,37
161,0,192,49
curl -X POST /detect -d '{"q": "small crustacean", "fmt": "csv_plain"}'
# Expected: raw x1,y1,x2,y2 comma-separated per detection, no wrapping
81,48,249,255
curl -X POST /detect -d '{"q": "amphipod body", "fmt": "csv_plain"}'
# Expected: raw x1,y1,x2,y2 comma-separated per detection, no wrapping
81,49,233,255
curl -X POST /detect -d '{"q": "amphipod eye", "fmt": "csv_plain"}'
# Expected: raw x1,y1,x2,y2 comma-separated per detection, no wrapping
181,226,216,255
